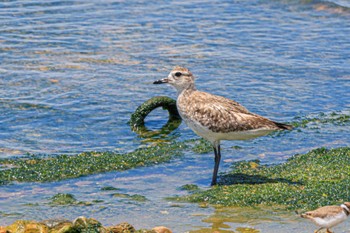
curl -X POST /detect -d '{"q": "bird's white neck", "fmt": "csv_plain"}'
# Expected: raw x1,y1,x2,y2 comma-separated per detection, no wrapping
175,83,196,96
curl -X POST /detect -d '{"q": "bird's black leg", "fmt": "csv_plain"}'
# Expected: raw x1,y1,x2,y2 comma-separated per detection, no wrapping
211,143,221,186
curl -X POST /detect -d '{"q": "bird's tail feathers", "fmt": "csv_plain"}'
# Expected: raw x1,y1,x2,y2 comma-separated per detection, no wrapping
273,121,293,130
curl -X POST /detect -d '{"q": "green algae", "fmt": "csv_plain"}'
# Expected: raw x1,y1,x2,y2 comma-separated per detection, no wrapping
0,211,23,217
49,193,78,205
100,186,120,191
190,139,213,154
49,193,93,206
112,193,148,202
172,147,350,211
130,96,182,142
0,142,187,185
129,96,181,131
292,111,350,128
92,200,104,203
72,216,105,233
179,184,201,193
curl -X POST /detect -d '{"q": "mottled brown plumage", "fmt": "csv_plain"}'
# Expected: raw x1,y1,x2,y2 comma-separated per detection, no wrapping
304,206,345,219
177,89,289,133
154,66,292,185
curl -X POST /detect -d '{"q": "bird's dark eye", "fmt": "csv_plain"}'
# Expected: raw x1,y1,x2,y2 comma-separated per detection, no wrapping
174,72,182,77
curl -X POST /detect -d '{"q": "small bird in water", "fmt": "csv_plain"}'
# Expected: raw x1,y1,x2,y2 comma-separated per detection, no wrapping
153,66,292,185
300,202,350,233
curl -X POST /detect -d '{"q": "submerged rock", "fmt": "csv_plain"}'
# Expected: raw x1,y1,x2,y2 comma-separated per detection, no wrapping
49,193,77,205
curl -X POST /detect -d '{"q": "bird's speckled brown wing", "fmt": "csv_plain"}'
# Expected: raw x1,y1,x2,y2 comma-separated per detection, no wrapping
177,90,284,133
305,206,344,219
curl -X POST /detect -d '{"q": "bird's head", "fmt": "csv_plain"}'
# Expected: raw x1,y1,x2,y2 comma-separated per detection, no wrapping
342,202,350,212
154,66,195,93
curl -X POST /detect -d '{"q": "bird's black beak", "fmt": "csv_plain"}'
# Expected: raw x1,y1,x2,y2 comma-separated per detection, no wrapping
153,78,169,84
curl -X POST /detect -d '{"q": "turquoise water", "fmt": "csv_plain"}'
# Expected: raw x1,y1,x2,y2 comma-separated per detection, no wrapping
0,0,350,232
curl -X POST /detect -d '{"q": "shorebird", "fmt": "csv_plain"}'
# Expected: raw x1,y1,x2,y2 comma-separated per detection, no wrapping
153,66,292,185
301,202,350,233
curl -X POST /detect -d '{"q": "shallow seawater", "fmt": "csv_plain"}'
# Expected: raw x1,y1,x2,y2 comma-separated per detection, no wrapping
0,0,350,232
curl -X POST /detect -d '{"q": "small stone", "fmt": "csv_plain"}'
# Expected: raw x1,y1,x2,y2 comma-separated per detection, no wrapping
152,226,172,233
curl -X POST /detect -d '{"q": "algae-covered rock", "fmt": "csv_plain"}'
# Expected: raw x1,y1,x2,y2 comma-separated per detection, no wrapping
2,219,173,233
48,222,73,233
41,219,73,233
72,216,107,233
108,222,135,233
100,186,120,191
5,220,48,233
48,193,92,206
49,193,77,205
24,222,49,233
112,193,148,202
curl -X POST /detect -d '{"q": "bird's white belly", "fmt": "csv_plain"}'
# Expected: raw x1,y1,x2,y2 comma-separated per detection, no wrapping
183,117,275,143
313,213,347,228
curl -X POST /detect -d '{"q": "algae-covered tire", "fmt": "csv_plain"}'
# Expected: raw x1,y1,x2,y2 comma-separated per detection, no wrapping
130,96,181,135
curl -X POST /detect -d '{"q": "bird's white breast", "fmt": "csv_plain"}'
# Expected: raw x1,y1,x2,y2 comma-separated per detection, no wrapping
181,113,274,144
312,212,347,228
